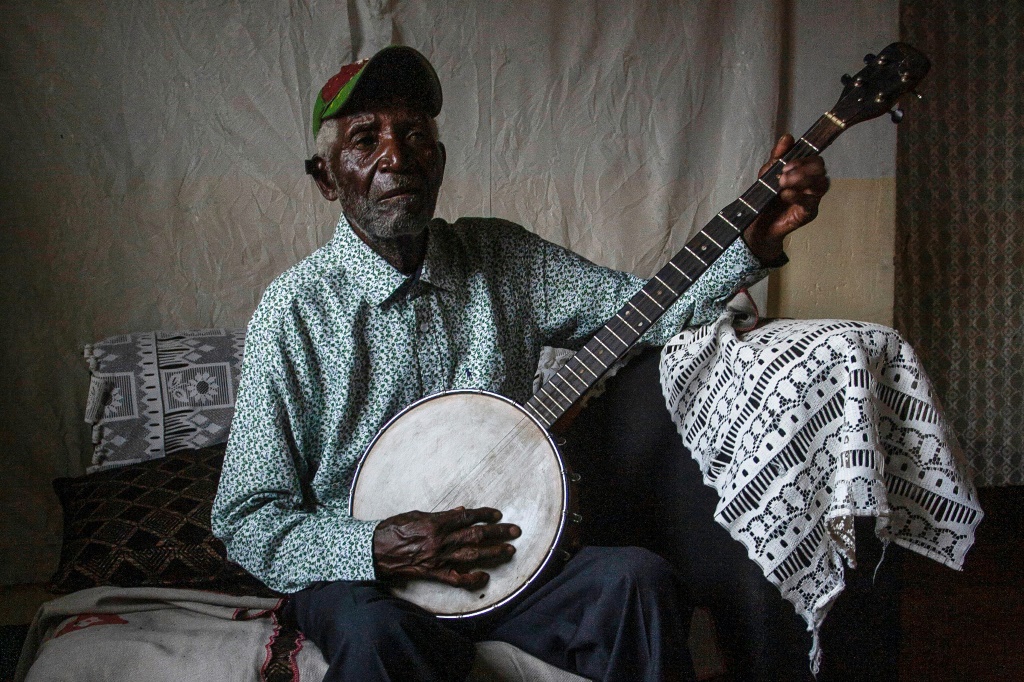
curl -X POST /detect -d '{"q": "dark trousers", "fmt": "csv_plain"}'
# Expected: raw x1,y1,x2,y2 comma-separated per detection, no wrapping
284,546,696,682
563,346,902,682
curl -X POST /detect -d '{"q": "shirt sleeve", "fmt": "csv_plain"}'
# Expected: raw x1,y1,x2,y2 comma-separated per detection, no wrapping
211,295,379,593
530,231,774,349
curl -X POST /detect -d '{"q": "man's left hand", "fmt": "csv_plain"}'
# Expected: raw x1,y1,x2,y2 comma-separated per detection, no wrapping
742,133,830,263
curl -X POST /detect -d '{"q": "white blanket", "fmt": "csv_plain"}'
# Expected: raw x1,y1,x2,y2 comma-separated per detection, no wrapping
15,586,587,682
660,314,984,671
16,587,321,682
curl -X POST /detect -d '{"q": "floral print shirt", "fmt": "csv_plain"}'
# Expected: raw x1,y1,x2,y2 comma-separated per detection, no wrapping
212,215,769,592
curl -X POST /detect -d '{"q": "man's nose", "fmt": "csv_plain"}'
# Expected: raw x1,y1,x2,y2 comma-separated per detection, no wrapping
377,134,411,172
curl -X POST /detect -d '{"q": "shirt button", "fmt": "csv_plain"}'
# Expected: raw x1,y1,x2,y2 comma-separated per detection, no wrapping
419,321,430,333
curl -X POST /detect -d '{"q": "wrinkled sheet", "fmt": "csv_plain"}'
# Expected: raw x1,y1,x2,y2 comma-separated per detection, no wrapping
0,0,783,583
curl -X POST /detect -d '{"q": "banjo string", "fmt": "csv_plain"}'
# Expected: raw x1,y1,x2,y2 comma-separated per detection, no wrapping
427,413,540,514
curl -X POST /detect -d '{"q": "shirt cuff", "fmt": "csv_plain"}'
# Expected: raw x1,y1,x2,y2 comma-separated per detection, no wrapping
756,251,790,269
734,236,789,270
349,517,381,582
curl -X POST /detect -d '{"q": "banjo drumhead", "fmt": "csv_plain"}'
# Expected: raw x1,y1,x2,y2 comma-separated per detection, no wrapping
350,391,566,618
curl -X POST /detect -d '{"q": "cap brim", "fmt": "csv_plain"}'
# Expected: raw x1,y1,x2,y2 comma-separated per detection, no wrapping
333,46,442,121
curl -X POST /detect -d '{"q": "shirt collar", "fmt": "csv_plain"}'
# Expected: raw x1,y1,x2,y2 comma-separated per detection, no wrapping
329,215,460,308
418,219,462,294
330,215,406,307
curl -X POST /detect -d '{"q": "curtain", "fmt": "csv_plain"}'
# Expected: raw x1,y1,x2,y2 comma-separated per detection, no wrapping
896,0,1024,486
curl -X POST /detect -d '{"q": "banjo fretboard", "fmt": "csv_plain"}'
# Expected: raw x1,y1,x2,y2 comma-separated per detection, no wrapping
522,116,846,430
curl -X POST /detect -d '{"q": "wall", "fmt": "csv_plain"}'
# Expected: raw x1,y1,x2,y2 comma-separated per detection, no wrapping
769,0,899,326
0,0,900,588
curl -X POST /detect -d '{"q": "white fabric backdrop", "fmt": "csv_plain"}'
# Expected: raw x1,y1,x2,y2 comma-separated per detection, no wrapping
0,0,782,583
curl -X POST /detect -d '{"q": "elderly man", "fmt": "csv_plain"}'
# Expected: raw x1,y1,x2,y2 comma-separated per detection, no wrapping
213,46,828,681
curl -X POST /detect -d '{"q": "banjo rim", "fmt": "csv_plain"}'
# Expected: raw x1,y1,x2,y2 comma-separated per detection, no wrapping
348,389,571,619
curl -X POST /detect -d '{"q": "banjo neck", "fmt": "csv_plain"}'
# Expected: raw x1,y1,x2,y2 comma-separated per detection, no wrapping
522,41,933,431
521,117,840,431
353,42,930,619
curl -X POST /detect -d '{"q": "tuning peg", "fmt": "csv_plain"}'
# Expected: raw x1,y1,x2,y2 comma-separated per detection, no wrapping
864,53,876,63
890,107,904,123
914,92,924,100
841,73,852,85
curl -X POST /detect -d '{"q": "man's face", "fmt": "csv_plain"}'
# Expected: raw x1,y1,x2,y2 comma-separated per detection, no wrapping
318,101,445,243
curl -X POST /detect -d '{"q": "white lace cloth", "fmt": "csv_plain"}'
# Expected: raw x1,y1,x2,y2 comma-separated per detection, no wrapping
659,314,984,671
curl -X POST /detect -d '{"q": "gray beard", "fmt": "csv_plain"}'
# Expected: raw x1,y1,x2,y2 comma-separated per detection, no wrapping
357,204,430,240
338,189,432,243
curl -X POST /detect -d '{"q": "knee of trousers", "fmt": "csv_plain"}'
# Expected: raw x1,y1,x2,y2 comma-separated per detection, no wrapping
304,594,431,656
586,546,685,597
348,603,420,645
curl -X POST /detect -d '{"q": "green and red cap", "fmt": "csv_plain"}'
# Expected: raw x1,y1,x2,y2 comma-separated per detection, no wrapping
311,45,442,139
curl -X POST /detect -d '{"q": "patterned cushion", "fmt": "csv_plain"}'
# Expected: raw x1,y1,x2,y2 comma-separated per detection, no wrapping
50,447,275,597
84,329,245,470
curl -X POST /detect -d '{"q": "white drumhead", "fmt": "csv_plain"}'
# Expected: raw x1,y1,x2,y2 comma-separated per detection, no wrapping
350,391,566,617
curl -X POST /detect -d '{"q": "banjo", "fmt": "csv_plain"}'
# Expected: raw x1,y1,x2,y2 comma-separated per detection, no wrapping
350,43,930,618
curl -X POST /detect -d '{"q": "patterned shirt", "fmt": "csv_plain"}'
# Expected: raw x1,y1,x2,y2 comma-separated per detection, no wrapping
212,215,769,592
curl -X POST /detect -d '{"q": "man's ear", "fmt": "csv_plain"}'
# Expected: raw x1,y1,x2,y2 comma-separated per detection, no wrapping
308,156,338,202
437,141,447,181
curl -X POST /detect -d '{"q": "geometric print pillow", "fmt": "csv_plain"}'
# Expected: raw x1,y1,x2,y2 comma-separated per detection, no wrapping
84,329,245,471
49,446,275,597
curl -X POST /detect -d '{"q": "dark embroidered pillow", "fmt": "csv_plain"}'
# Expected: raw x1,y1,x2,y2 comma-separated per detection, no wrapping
50,447,276,597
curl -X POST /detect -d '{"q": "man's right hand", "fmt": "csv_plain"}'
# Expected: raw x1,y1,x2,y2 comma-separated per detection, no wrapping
373,507,521,590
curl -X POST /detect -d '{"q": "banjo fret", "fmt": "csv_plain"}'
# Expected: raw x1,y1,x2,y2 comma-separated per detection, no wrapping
550,377,579,401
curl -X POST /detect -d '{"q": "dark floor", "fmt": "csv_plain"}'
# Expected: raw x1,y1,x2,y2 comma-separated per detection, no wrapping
899,486,1024,681
0,624,29,682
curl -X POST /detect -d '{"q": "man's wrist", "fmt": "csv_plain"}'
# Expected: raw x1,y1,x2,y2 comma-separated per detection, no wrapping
754,249,789,269
741,230,787,268
736,232,789,269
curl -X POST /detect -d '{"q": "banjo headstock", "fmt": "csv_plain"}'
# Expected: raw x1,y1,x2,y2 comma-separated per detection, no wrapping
830,42,931,127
